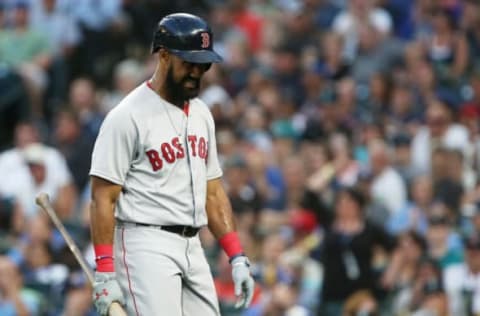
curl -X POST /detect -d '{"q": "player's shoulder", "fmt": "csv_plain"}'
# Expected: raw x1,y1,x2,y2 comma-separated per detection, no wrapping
115,83,152,111
105,83,153,120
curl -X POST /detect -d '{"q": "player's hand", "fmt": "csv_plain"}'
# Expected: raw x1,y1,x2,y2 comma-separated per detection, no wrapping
231,255,255,309
92,272,125,316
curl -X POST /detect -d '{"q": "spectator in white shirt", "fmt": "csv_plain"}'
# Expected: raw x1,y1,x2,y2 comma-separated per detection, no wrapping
368,139,407,216
0,121,76,219
411,99,470,174
445,235,480,316
332,0,392,60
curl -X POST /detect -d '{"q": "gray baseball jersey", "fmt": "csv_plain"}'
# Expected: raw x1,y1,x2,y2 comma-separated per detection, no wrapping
89,82,223,227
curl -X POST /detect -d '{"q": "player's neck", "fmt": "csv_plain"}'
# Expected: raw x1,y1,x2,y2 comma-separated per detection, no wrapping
148,77,184,108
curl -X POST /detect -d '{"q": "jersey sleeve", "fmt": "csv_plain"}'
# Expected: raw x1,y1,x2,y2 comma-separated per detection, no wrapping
205,108,223,180
89,107,137,185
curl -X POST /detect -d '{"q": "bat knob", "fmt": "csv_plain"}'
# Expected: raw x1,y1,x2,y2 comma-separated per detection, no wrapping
36,193,50,207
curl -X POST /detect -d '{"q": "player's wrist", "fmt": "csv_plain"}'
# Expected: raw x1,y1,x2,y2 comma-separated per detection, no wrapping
219,231,244,259
94,244,115,272
229,253,249,266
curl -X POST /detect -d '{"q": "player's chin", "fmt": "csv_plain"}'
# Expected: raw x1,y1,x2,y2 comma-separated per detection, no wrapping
183,87,199,99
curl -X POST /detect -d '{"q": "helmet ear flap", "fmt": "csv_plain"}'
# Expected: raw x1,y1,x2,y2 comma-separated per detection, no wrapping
151,37,160,53
151,27,168,54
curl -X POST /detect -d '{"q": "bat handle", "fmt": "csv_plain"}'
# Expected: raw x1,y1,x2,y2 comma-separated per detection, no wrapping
109,302,128,316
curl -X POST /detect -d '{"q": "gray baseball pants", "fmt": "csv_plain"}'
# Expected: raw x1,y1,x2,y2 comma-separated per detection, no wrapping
114,223,220,316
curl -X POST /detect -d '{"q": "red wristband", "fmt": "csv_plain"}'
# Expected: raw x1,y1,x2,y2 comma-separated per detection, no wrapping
218,232,244,258
94,244,114,272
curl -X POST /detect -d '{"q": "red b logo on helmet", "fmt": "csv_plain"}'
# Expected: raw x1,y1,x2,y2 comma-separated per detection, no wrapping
200,32,210,48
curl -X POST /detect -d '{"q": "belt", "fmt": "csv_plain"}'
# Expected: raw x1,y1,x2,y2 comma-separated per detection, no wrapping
118,220,200,237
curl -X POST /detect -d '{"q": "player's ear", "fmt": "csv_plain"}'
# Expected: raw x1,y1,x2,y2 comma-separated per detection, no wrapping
158,48,171,66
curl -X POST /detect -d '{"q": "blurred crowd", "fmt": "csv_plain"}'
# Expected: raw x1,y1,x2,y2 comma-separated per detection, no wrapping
0,0,480,315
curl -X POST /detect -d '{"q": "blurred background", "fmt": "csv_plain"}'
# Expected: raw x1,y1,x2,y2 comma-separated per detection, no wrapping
0,0,480,315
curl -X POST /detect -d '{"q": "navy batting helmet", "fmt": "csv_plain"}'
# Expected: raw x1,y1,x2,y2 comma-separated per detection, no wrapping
151,13,222,64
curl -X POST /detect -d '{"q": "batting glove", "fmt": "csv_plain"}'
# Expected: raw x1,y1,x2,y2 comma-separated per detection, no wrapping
92,272,125,316
231,255,255,309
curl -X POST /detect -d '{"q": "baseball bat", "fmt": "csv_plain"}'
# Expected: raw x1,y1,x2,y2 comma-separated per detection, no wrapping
36,193,127,316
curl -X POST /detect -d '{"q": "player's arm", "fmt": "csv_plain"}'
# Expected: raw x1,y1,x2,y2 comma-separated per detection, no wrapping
204,106,243,258
87,84,133,315
206,177,246,259
88,106,136,272
206,177,254,309
89,175,126,314
206,177,236,238
90,176,122,246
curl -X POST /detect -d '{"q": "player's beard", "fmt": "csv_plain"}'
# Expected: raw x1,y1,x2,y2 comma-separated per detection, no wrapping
165,65,200,105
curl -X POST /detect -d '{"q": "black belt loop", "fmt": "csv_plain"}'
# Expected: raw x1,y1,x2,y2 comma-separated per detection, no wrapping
118,220,199,237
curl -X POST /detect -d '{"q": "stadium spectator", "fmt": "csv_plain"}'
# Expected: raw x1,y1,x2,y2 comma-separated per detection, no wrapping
425,209,464,269
388,175,433,235
99,58,145,114
29,0,81,58
460,103,480,175
68,77,104,138
328,133,361,189
68,0,122,81
424,7,469,84
316,32,350,82
22,240,69,313
0,255,42,315
313,187,396,316
0,122,76,219
243,283,310,316
411,98,469,174
51,108,95,193
60,271,96,316
383,231,428,314
29,0,81,112
409,257,449,316
0,1,52,117
390,133,416,185
245,147,287,211
445,234,480,315
462,0,480,69
332,0,393,60
368,139,407,216
224,155,263,231
350,22,403,85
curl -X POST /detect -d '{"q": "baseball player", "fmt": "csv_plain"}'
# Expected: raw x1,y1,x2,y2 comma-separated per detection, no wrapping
88,13,255,316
